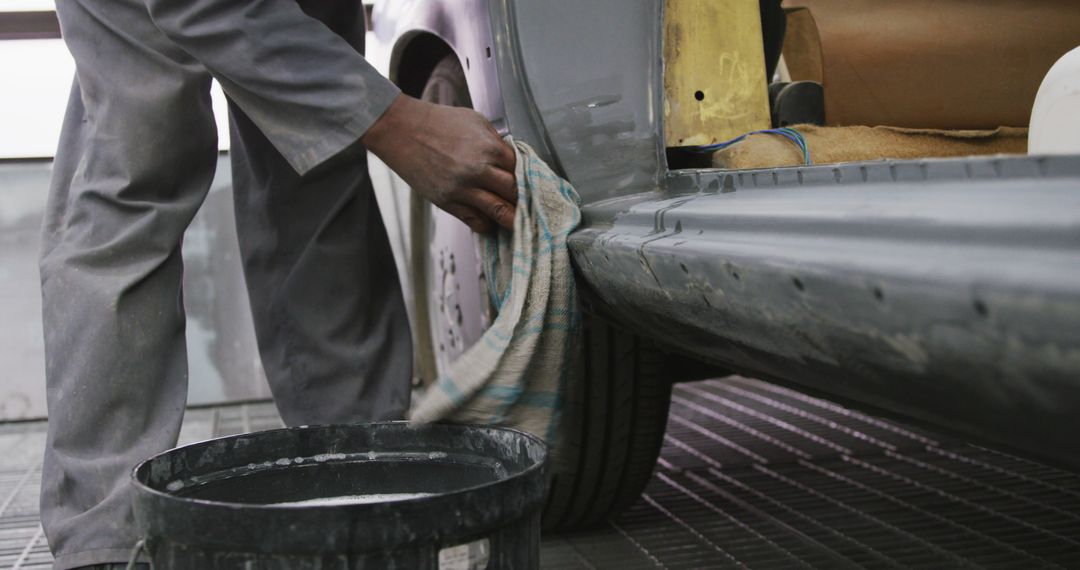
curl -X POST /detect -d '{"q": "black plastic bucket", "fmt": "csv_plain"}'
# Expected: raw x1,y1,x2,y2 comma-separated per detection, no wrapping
132,422,548,569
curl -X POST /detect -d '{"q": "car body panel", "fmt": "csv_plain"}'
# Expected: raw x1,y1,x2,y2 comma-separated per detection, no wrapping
369,1,1080,467
572,156,1080,466
498,0,665,202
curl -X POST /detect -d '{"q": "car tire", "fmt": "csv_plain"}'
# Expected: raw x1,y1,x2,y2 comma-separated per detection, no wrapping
541,316,673,531
415,54,672,532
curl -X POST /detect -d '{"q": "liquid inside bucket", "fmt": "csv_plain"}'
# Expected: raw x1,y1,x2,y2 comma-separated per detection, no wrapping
272,493,434,506
169,451,508,506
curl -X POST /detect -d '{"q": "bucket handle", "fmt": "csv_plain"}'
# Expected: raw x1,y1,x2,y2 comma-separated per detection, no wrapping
126,539,149,570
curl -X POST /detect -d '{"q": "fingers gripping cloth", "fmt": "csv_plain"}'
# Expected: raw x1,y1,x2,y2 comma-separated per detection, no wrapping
409,140,582,444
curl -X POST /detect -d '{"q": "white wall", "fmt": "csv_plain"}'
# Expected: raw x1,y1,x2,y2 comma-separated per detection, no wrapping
0,30,231,159
0,10,406,420
0,11,258,420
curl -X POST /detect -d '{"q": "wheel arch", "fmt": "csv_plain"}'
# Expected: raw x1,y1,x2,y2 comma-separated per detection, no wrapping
375,0,506,125
389,31,456,99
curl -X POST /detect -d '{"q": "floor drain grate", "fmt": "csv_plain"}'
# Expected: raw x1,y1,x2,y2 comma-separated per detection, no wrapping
2,377,1079,568
548,377,1080,569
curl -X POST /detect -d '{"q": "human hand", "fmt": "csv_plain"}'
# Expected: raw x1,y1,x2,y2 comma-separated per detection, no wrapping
362,94,517,232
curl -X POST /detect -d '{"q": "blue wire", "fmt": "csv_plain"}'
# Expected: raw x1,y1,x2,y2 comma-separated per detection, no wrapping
775,127,812,164
689,127,813,165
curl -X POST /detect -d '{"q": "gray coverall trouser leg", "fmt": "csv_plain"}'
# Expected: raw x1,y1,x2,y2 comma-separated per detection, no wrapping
39,0,412,567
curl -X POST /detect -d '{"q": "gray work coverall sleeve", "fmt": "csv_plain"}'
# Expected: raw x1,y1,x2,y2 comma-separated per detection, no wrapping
39,0,413,567
145,0,402,175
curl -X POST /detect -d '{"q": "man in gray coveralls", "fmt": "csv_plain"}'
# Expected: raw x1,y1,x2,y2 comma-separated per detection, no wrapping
39,0,518,567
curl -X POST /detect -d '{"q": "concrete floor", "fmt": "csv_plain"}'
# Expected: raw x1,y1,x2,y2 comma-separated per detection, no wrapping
3,376,1080,568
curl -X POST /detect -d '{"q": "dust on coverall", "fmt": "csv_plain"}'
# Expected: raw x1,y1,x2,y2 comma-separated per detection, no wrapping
38,0,412,566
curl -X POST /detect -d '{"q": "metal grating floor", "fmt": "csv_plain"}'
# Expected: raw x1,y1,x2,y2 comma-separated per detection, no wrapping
3,376,1080,568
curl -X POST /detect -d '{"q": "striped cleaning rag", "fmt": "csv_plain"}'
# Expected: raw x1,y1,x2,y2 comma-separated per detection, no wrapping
409,139,582,444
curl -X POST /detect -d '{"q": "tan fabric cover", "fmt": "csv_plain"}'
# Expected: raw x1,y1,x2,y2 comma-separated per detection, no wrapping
782,0,1080,129
411,140,581,446
711,125,1028,170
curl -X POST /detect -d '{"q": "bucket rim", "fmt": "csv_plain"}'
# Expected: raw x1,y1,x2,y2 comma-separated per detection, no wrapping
130,421,549,512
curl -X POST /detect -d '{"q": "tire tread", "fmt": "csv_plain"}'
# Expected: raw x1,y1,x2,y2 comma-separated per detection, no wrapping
542,318,672,532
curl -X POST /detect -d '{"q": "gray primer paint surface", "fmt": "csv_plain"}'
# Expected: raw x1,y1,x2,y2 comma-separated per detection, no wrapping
571,155,1080,467
370,2,1080,466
